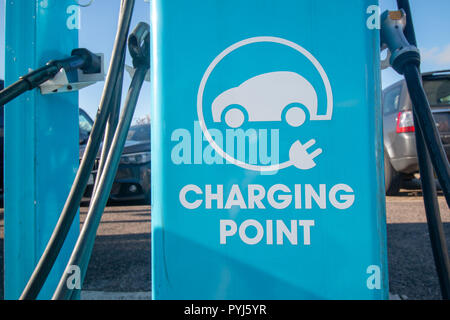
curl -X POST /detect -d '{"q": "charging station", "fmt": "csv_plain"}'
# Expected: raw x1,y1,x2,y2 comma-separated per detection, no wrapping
5,0,448,301
3,0,80,299
151,0,389,299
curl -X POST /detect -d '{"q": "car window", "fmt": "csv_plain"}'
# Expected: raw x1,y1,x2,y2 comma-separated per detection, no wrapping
423,78,450,106
383,85,402,115
127,125,150,141
79,111,93,135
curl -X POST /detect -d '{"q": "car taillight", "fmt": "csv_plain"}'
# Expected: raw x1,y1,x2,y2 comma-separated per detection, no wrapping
396,111,415,133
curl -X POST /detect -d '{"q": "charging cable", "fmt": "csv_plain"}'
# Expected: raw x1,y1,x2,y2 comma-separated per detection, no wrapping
382,0,450,299
19,0,137,300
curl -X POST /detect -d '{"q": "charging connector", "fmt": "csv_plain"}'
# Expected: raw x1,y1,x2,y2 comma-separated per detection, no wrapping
382,2,450,299
380,10,420,74
0,48,103,104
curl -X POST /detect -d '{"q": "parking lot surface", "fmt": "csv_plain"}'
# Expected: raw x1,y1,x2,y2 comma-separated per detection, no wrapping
0,189,449,300
385,191,449,300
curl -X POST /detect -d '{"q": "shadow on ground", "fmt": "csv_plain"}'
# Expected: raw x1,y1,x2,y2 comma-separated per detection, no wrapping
83,232,151,293
386,222,450,300
1,222,449,300
0,196,449,299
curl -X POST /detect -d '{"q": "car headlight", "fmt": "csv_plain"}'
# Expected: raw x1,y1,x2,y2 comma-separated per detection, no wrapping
120,151,151,164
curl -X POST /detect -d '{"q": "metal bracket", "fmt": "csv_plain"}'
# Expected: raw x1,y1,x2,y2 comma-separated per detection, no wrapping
39,53,105,95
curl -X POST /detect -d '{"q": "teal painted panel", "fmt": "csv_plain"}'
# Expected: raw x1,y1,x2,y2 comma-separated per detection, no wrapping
151,0,388,300
4,0,80,299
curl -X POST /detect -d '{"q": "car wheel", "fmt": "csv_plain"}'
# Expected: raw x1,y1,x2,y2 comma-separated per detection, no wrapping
224,107,245,128
285,106,306,127
385,152,401,196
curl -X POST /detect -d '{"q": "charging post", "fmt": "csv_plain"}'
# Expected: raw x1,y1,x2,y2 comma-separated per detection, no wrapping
4,0,80,299
151,0,389,299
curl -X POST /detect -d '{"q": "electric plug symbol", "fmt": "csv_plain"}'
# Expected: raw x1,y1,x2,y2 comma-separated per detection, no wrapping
288,139,323,170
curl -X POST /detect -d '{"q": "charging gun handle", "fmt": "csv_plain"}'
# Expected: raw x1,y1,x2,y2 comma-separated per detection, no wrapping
380,10,420,74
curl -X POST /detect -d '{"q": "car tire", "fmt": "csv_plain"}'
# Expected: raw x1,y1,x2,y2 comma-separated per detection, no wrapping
224,107,245,128
384,152,401,196
285,106,306,127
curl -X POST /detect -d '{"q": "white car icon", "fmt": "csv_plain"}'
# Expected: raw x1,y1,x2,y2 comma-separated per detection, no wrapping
211,71,318,128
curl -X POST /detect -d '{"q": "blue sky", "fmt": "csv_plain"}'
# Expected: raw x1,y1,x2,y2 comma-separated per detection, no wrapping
1,0,449,122
380,0,450,88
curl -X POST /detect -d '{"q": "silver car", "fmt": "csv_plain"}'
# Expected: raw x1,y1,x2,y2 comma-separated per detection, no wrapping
383,70,450,195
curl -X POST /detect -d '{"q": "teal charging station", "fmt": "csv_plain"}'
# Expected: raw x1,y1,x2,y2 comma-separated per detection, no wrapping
4,0,80,299
151,0,389,299
1,0,391,300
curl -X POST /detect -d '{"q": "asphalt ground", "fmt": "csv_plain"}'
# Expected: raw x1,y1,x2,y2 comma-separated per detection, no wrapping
0,187,449,300
385,191,449,300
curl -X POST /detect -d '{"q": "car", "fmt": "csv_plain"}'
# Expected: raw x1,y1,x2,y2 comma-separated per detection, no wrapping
383,69,450,195
79,108,94,145
212,71,319,128
82,123,151,203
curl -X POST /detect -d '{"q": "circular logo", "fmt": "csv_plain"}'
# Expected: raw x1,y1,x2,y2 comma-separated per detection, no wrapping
197,36,333,172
